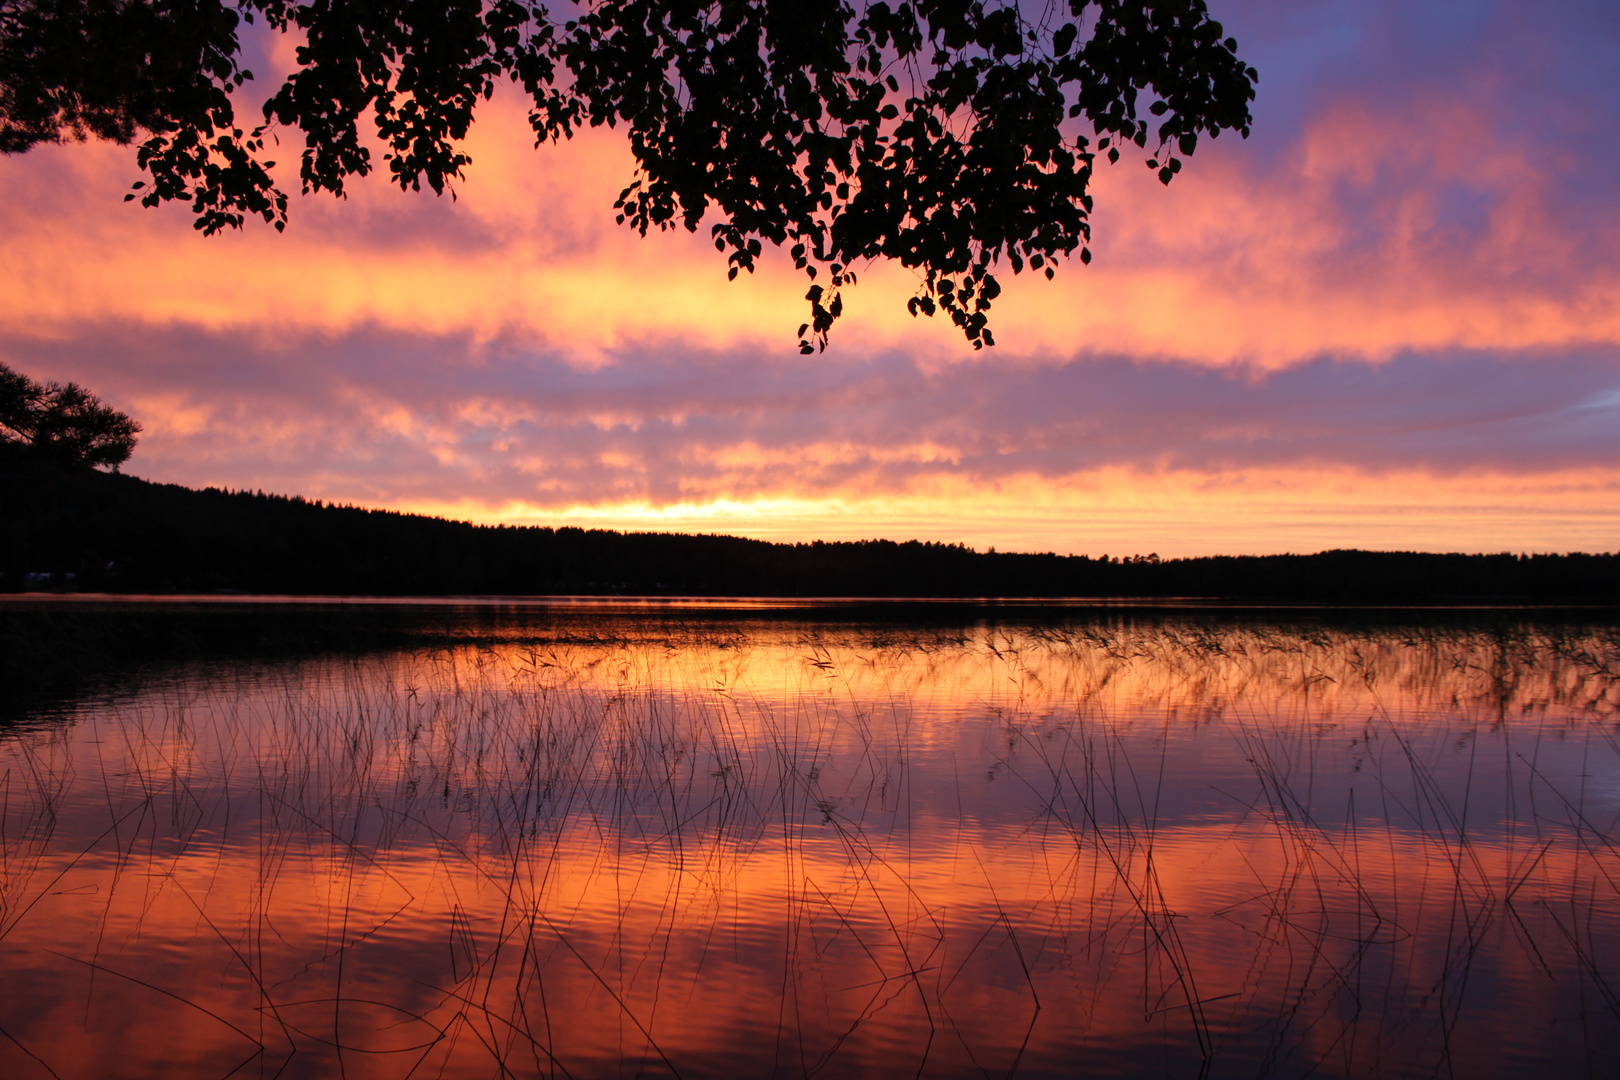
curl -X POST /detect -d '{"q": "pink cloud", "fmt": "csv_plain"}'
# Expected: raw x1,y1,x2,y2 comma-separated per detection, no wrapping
2,0,1617,554
5,75,1615,370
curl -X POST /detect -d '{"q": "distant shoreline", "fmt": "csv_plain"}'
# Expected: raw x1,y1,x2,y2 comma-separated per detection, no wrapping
4,592,1619,612
7,457,1618,603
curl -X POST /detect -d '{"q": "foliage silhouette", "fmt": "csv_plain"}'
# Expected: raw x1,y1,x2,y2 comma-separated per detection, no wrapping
7,459,1619,602
0,0,1256,349
0,360,140,470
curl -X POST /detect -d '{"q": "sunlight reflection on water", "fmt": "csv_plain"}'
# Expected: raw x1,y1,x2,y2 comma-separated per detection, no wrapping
2,611,1619,1078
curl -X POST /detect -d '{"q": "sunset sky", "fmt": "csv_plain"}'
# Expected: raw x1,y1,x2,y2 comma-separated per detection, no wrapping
3,0,1617,556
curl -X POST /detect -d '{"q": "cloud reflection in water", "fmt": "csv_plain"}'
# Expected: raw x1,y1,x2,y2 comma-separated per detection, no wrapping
1,613,1618,1078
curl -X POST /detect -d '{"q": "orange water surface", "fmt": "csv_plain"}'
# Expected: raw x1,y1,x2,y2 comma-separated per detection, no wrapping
2,612,1617,1078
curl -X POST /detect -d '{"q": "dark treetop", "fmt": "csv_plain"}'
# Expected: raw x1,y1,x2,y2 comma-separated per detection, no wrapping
0,0,1256,348
8,457,1619,603
0,360,140,470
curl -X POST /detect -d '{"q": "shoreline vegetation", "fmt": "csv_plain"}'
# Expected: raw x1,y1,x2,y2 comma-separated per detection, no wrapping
7,454,1619,603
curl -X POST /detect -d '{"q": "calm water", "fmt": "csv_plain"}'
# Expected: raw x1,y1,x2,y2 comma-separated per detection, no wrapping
3,603,1619,1078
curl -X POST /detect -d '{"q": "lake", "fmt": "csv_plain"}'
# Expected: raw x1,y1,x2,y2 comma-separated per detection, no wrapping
1,599,1618,1078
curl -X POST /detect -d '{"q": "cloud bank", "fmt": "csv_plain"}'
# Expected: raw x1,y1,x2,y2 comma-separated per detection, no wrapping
2,0,1617,554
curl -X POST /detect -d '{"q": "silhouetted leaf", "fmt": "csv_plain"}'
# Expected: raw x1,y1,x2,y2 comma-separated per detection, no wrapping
2,0,1256,350
0,361,139,470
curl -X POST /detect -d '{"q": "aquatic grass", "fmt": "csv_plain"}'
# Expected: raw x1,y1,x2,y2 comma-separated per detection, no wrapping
0,616,1617,1077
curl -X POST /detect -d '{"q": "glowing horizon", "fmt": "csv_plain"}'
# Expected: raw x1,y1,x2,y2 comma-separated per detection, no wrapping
3,0,1617,555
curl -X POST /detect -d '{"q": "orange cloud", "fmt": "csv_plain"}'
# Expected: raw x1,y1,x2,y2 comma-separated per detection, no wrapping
4,50,1619,555
398,465,1620,556
3,87,1614,370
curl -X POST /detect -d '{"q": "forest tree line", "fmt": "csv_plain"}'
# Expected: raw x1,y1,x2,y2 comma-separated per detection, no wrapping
5,456,1618,603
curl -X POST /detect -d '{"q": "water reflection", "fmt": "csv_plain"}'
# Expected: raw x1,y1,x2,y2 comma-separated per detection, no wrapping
2,615,1619,1078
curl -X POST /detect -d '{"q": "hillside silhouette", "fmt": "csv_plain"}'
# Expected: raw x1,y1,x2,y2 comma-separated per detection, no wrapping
5,456,1617,603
